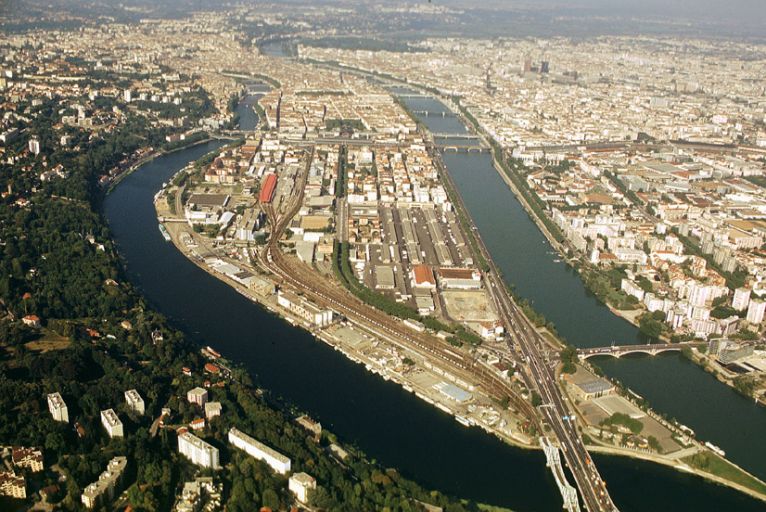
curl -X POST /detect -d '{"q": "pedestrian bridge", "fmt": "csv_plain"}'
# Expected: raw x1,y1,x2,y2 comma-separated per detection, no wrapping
577,342,704,360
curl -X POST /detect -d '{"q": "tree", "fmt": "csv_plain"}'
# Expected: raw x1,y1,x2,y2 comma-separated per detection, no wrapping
560,345,578,374
638,311,666,339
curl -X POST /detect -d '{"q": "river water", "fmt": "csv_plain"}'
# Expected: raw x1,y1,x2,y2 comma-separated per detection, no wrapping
396,92,766,493
100,99,766,511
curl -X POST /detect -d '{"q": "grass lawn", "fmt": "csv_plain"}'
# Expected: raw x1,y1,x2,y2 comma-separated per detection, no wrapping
25,328,71,353
682,452,766,496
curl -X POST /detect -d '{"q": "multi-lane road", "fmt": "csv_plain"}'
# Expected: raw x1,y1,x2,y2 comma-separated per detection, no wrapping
260,140,618,511
258,145,535,418
485,267,618,512
434,146,620,512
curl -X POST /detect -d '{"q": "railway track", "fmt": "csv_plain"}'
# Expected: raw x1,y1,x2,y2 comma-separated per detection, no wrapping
257,144,538,426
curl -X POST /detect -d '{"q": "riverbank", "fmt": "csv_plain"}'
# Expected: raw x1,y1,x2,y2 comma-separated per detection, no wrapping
588,444,766,504
374,77,766,500
104,135,237,196
152,92,766,506
153,169,538,454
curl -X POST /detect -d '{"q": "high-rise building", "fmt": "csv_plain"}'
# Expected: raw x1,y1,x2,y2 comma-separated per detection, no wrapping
100,409,124,438
28,138,40,155
522,58,532,73
540,61,550,74
178,431,219,469
81,456,127,509
732,287,751,311
47,392,69,423
123,89,132,103
124,389,145,415
746,299,766,325
288,472,316,503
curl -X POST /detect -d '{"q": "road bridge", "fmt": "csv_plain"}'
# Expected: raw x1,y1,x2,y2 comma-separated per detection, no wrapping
431,139,620,511
432,133,479,140
577,342,704,360
541,437,581,512
393,93,431,99
412,110,450,117
440,145,486,153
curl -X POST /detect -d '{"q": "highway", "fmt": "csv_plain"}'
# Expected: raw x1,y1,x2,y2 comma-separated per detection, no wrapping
486,268,618,512
259,139,617,511
433,145,620,512
257,145,537,422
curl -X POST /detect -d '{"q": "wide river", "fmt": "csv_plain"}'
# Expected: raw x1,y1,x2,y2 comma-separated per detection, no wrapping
102,98,766,511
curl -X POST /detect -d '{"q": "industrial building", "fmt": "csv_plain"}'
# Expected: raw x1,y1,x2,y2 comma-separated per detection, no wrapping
259,173,278,203
277,290,333,327
437,267,482,290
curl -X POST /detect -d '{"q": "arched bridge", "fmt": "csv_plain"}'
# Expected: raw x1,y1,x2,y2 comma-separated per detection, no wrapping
577,342,705,360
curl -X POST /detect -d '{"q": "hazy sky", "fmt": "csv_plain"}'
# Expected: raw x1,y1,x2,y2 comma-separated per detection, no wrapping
460,0,766,22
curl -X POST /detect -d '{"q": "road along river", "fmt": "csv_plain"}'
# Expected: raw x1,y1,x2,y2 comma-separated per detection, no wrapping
396,90,766,493
102,99,766,511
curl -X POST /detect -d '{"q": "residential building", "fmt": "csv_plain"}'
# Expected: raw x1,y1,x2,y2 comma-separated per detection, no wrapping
100,409,124,438
296,415,322,439
124,389,145,415
28,138,40,156
174,477,222,512
47,392,69,423
178,431,220,469
204,402,222,420
0,471,25,499
12,447,43,472
22,314,41,327
746,299,766,325
288,472,316,503
228,427,291,475
732,287,751,311
81,456,127,509
187,387,209,407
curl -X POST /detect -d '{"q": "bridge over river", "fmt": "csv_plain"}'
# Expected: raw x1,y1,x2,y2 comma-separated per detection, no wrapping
578,342,705,360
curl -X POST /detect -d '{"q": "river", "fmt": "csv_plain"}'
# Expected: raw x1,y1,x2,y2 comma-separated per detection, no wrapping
396,91,766,493
101,98,766,511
